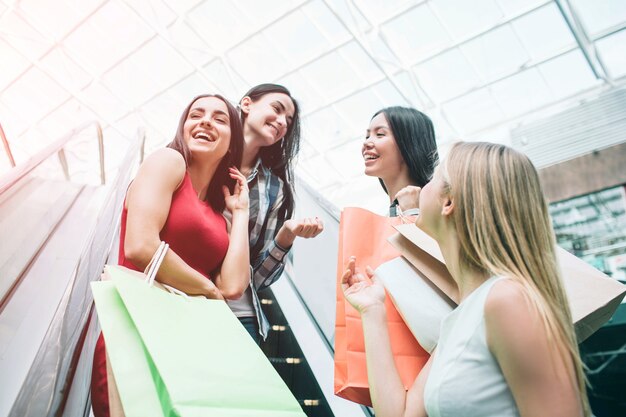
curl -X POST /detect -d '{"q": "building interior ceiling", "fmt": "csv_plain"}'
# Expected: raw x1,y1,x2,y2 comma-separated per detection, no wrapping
0,0,625,210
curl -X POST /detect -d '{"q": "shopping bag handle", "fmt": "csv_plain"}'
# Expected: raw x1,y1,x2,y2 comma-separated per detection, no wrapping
142,242,190,300
396,205,418,224
144,241,169,285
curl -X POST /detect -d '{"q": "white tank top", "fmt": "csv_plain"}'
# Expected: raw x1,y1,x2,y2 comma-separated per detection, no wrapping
423,276,520,417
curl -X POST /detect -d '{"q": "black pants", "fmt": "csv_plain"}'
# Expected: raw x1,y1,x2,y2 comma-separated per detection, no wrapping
238,316,260,345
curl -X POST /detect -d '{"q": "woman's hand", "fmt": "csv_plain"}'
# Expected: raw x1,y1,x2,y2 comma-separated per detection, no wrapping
275,217,324,248
342,256,386,314
223,167,249,213
395,185,421,212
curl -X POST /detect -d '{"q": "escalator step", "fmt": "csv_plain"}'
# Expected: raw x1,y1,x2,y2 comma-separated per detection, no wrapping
268,357,303,364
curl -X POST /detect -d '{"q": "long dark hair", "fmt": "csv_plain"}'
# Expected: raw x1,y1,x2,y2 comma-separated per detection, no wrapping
167,94,244,212
372,106,438,194
240,83,301,225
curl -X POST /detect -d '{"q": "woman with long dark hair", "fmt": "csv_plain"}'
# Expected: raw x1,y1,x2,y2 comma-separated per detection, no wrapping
363,106,438,216
225,83,323,342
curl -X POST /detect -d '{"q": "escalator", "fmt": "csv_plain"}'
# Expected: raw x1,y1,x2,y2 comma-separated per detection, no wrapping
0,123,144,417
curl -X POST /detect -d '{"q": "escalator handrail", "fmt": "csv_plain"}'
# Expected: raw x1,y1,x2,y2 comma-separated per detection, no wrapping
0,122,16,168
0,120,106,195
297,176,341,222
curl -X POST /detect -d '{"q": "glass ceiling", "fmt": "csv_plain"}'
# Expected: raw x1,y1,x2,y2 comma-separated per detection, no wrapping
1,0,625,212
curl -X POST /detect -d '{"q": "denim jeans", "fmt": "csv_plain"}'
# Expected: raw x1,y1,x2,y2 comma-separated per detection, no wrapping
238,316,260,345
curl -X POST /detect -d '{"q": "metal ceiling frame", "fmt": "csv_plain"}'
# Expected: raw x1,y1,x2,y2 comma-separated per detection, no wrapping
0,0,624,197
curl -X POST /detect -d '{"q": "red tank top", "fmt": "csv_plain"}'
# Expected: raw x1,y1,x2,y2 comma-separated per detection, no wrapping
118,171,229,279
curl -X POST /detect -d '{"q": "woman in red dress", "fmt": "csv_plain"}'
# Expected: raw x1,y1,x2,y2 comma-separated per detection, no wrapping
91,94,250,417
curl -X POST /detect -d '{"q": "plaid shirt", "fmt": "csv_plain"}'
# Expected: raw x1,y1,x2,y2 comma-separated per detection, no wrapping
247,160,290,290
225,160,290,339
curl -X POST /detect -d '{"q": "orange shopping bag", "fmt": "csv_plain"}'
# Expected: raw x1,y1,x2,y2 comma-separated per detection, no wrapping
334,207,430,406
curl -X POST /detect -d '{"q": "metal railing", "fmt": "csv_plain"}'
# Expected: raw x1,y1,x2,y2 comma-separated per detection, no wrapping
0,123,16,168
0,121,106,195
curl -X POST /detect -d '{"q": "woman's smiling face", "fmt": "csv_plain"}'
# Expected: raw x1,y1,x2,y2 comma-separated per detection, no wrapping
362,112,406,180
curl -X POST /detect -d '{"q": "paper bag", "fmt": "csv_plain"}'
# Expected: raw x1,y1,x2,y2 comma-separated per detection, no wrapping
390,223,626,342
334,208,430,406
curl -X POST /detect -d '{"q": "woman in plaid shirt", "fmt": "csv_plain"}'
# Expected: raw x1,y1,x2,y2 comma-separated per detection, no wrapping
225,84,323,342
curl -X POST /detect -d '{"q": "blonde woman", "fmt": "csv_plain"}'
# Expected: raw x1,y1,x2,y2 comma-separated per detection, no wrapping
342,142,589,417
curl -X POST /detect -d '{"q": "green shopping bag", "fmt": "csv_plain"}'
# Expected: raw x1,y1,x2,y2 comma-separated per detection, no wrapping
92,265,306,417
92,281,168,416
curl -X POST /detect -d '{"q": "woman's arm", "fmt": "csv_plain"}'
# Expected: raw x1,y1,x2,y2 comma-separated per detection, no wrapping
343,257,429,417
214,167,250,299
274,217,324,248
485,279,584,417
123,148,222,299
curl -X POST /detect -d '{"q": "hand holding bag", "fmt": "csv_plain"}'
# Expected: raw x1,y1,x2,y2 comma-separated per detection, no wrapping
334,207,430,406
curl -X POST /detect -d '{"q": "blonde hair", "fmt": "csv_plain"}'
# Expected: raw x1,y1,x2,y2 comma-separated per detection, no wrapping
441,141,589,415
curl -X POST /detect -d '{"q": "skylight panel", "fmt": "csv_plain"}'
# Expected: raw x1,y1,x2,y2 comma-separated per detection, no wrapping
298,50,362,103
371,79,411,107
380,4,451,62
325,0,371,34
324,138,366,179
596,29,626,78
355,0,420,24
297,153,341,188
430,0,503,41
263,9,332,65
39,49,91,92
0,38,30,91
37,98,89,141
490,68,552,117
165,0,203,15
18,0,96,40
166,21,216,68
333,88,382,135
390,71,426,108
461,24,529,82
2,67,69,125
238,0,304,23
139,91,184,137
570,0,626,38
80,81,129,122
168,72,224,104
126,0,177,28
202,59,248,99
302,107,351,150
187,1,253,53
495,0,549,16
1,11,52,61
227,33,290,86
277,71,325,116
443,88,505,133
338,41,384,84
413,47,480,102
129,37,194,91
538,50,598,99
0,100,29,142
103,56,160,107
512,3,576,61
301,0,351,43
63,1,153,75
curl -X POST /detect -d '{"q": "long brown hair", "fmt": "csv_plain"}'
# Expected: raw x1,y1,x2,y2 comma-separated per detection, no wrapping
167,94,243,212
441,141,589,415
